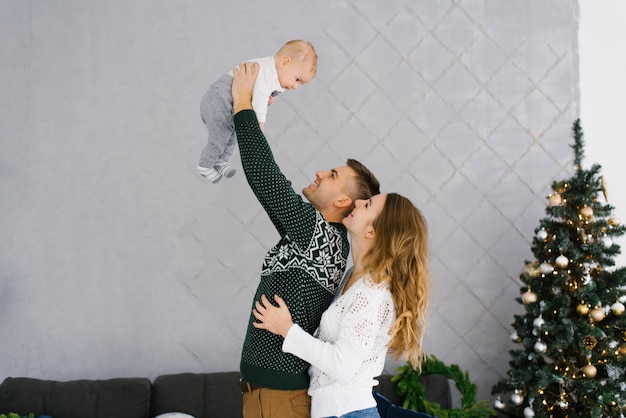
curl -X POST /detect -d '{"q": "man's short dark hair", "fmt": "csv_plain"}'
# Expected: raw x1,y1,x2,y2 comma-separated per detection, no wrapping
346,158,380,204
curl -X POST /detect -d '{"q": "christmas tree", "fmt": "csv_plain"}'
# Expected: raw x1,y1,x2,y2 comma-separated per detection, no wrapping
491,120,626,418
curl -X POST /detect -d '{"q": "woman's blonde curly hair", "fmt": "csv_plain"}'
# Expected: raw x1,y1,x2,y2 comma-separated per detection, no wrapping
365,193,431,370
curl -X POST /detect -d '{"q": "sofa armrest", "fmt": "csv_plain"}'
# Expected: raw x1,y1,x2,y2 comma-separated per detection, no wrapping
0,376,151,418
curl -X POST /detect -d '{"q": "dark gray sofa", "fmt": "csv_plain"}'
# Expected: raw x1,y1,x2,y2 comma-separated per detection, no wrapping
0,371,451,418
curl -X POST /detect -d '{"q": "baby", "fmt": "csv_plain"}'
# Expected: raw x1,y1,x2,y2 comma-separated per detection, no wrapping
197,40,318,183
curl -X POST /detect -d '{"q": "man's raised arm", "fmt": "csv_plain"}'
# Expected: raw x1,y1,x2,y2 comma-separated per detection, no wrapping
232,62,258,114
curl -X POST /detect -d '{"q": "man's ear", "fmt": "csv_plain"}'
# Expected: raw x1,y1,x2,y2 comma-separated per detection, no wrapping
334,195,352,210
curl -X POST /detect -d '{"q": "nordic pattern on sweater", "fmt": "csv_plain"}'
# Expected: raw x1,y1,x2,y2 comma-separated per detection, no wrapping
234,110,349,390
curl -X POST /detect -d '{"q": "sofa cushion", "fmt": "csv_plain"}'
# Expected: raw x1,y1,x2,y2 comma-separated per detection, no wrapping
151,372,243,418
0,376,151,418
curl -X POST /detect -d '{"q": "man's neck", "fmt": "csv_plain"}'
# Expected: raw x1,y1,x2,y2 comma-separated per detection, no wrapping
320,209,344,224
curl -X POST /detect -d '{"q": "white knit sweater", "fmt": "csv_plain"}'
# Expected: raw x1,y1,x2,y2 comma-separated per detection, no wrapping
282,271,395,418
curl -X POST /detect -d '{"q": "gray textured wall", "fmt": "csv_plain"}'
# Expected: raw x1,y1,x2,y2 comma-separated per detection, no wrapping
0,0,579,402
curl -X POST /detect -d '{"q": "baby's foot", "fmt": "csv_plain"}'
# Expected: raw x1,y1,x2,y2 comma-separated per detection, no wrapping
214,160,236,179
197,165,222,184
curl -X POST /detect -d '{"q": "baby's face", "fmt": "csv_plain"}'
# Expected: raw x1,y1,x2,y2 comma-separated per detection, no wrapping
277,60,316,90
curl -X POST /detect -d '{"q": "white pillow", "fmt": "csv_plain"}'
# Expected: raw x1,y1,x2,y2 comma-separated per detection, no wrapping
154,414,195,418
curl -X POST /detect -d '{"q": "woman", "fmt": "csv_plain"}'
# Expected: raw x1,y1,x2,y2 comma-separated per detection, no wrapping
252,193,431,418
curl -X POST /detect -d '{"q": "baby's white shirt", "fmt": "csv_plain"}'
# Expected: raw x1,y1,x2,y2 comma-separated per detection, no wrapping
229,55,283,123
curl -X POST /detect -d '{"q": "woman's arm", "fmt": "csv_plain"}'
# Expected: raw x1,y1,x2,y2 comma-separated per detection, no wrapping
253,291,392,383
252,294,294,338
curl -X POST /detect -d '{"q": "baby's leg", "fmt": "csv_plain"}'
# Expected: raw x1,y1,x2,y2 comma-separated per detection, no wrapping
198,89,233,169
199,121,236,180
220,130,237,161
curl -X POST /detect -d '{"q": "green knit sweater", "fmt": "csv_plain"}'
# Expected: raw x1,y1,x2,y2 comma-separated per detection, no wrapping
234,110,349,390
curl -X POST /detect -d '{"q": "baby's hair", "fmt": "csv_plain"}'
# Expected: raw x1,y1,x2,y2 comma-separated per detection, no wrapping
277,40,317,74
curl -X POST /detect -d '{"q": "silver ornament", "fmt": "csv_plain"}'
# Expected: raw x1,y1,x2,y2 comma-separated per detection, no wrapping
534,340,547,353
611,302,625,316
555,255,569,269
511,392,523,406
494,398,505,410
540,262,554,275
524,406,535,418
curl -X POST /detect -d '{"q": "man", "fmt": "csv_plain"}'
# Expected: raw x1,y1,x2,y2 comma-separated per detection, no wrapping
231,61,381,418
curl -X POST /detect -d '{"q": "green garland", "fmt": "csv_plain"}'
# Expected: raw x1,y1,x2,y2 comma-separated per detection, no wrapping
392,354,496,418
0,414,35,418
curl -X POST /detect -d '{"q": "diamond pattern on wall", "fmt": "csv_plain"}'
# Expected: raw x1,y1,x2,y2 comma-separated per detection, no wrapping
0,0,579,403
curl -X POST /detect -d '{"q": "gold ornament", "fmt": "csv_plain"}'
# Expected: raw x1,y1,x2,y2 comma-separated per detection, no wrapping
618,346,626,356
549,193,563,207
590,307,605,322
608,216,621,226
582,364,597,378
580,206,594,219
577,303,590,315
522,290,538,304
524,261,541,277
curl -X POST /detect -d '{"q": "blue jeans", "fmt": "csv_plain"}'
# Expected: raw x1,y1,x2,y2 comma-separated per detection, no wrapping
327,407,381,418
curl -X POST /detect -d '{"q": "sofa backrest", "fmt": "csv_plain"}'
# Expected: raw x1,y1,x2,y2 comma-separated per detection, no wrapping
151,372,243,418
0,376,152,418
